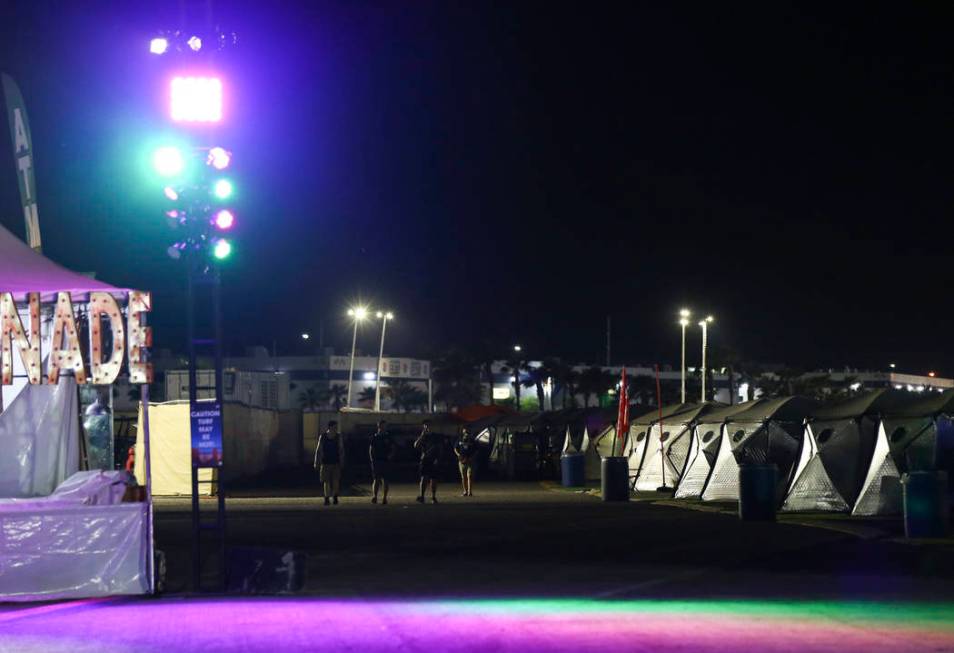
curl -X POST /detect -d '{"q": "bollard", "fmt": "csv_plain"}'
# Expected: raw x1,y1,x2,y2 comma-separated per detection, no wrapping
902,471,950,538
560,453,585,487
601,456,630,502
739,463,777,521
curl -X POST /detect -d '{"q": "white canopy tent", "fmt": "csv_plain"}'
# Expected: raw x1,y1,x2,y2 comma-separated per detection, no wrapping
675,400,759,499
0,223,153,601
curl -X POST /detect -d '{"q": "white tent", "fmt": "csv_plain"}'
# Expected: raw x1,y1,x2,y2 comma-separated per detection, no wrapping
703,396,818,503
562,426,578,454
783,390,914,514
580,427,603,481
634,403,715,492
675,400,759,499
627,403,697,487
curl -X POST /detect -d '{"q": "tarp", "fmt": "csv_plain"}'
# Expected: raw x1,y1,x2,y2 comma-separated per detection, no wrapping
675,400,760,499
0,376,79,497
0,222,127,301
135,401,212,495
0,503,148,601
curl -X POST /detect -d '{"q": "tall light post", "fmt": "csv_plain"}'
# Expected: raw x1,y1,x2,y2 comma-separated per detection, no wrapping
679,309,691,403
699,315,714,402
346,306,369,408
512,345,522,411
373,311,394,412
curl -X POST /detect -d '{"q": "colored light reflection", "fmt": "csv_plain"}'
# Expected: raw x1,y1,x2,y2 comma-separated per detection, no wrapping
170,76,222,123
0,598,952,653
213,239,232,260
163,186,178,201
213,178,233,200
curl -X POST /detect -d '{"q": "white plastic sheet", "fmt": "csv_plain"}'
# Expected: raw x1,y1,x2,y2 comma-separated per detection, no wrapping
0,377,79,498
0,502,149,601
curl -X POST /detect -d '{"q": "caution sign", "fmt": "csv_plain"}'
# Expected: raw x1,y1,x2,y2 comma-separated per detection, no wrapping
190,401,223,468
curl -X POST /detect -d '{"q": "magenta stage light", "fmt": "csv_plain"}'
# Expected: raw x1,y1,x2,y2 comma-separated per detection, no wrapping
170,76,223,123
163,187,179,201
214,209,235,230
150,38,169,55
207,147,231,170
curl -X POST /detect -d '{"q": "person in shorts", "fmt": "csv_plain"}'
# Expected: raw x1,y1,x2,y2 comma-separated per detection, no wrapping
414,420,443,504
454,427,477,497
369,420,395,504
314,421,345,505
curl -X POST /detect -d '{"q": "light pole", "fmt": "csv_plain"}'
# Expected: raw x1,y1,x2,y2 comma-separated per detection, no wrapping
346,306,368,408
679,309,691,403
373,311,394,412
699,315,714,402
512,345,522,411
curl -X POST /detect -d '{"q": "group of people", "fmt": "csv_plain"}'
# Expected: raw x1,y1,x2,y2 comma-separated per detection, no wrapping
313,419,477,505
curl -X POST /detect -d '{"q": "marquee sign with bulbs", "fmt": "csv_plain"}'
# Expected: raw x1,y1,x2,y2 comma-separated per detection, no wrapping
0,290,153,387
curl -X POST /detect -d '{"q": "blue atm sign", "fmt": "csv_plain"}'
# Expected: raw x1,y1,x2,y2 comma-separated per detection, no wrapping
190,401,223,468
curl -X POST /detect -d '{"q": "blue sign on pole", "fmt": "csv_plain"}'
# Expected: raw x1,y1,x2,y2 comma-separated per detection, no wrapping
190,400,223,467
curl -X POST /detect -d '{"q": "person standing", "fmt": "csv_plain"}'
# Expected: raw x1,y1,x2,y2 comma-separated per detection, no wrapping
314,420,345,505
414,420,443,504
369,420,396,504
454,427,477,497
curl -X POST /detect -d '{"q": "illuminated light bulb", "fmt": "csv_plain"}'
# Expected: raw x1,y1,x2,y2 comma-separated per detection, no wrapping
153,146,184,177
212,178,233,200
207,146,231,170
170,76,222,122
213,209,234,230
150,38,169,55
163,186,179,201
188,35,202,51
213,239,232,260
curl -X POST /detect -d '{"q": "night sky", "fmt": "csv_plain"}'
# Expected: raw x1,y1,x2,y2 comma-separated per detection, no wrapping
1,1,954,373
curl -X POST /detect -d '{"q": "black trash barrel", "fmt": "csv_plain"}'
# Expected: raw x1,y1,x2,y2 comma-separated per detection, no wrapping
560,453,585,487
738,463,777,521
601,456,630,502
902,471,950,538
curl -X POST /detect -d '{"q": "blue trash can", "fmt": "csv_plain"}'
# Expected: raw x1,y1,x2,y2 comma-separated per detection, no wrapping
601,456,629,502
739,464,777,521
560,453,585,487
902,471,950,538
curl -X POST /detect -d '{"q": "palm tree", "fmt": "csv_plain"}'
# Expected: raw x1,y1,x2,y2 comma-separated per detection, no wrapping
319,384,348,410
358,386,376,407
299,387,322,411
432,349,481,410
386,379,426,412
501,354,526,411
578,366,613,408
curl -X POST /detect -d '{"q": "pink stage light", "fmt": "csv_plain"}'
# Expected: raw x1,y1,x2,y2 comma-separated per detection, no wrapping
170,76,223,123
213,209,235,230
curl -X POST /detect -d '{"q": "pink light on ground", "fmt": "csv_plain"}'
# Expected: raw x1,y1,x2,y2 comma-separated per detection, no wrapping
1,598,952,653
170,76,223,123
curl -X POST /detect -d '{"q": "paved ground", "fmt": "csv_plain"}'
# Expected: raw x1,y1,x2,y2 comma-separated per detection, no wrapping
2,481,953,652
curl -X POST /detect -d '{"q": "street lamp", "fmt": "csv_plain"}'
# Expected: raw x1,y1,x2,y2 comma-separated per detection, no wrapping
301,333,310,340
512,345,523,410
373,311,394,412
699,315,714,402
678,309,691,403
346,306,369,408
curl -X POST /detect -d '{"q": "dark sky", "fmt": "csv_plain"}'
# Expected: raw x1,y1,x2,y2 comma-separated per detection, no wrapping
1,1,954,373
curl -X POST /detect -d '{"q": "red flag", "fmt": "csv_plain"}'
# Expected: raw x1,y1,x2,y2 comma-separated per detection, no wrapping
615,367,629,454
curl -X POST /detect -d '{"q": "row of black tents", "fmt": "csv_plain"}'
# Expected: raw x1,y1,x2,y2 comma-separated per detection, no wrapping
469,388,954,516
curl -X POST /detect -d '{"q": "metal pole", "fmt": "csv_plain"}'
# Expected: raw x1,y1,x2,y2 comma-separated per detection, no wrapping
680,323,686,404
346,319,358,408
700,322,708,403
141,376,155,593
374,316,388,412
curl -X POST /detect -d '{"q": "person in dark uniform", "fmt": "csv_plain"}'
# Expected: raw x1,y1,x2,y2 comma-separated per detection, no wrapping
314,420,345,505
454,427,477,497
369,420,396,504
414,420,443,504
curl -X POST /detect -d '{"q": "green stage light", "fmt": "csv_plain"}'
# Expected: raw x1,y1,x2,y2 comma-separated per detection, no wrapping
153,146,185,177
213,238,232,260
213,178,233,200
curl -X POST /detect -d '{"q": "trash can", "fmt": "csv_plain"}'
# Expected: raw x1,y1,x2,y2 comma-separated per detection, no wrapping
560,453,585,487
601,456,629,502
738,463,777,521
902,471,950,538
